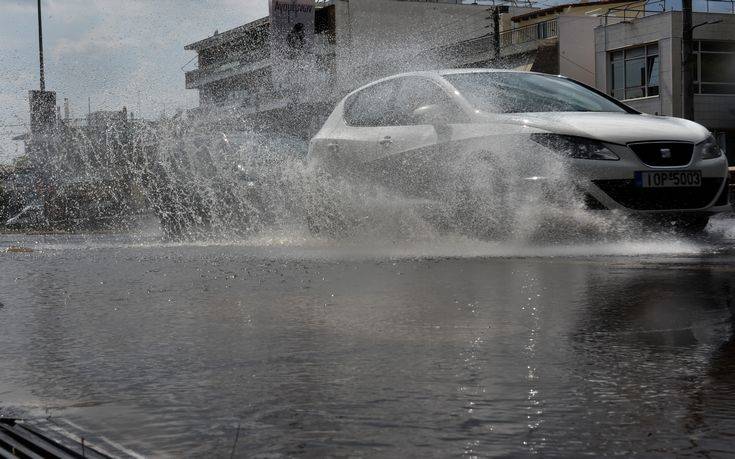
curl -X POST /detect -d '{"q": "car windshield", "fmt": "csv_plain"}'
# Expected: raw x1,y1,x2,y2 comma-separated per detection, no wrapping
444,72,631,114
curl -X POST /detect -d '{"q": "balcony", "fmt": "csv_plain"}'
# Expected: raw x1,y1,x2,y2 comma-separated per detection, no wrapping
499,18,558,55
185,48,270,89
185,36,336,90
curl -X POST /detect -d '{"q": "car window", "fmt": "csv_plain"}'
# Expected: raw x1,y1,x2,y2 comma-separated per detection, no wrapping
390,78,465,125
343,80,401,127
444,72,633,114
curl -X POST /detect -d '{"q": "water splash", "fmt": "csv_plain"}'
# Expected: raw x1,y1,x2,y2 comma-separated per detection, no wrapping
18,88,731,254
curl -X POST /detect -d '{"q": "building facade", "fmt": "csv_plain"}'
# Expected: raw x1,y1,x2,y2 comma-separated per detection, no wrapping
496,0,644,84
594,10,735,161
183,0,534,135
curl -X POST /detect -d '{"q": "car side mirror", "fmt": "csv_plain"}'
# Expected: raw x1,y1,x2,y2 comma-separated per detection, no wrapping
412,104,450,125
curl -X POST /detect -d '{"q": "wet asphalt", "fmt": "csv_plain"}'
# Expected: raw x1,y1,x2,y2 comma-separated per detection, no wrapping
0,228,734,456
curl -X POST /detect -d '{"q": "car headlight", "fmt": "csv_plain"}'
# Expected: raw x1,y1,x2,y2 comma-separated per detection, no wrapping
530,134,619,161
697,134,723,159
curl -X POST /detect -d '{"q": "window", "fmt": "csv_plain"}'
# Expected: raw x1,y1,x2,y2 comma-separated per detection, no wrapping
536,21,551,40
694,41,735,95
344,78,464,126
343,80,400,126
391,78,465,125
609,43,659,100
444,72,632,114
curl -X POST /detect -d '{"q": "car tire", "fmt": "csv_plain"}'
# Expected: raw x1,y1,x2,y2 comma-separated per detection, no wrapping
660,215,711,234
676,215,711,233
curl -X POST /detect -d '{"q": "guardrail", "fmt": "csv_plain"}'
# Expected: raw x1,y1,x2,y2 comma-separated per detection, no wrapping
499,18,558,48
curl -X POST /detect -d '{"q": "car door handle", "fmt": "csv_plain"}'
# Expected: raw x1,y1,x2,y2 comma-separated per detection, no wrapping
379,136,393,146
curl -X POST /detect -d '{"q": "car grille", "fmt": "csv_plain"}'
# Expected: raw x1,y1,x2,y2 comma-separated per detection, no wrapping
593,178,724,210
628,142,693,167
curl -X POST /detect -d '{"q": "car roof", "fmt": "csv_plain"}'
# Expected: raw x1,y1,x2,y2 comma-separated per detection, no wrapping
346,68,544,98
431,68,532,76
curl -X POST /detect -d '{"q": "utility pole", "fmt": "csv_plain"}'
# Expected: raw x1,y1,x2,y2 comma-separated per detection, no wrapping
492,6,500,58
29,0,55,136
37,0,45,91
681,0,694,120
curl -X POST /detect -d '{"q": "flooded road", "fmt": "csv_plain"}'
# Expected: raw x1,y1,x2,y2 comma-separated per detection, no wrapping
1,230,734,457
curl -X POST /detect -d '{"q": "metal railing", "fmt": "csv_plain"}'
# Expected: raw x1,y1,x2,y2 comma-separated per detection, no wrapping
196,47,270,74
499,18,558,48
185,48,270,88
603,0,735,24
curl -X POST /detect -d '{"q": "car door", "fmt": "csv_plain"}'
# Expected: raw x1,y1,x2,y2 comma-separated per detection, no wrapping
323,79,401,172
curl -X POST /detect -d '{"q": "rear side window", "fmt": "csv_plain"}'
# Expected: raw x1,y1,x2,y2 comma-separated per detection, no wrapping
344,77,465,126
343,80,399,127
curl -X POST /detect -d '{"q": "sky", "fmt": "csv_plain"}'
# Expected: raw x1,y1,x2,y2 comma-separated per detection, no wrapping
0,0,269,163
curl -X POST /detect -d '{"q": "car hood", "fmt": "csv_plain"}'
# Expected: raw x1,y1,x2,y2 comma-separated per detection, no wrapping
480,112,710,145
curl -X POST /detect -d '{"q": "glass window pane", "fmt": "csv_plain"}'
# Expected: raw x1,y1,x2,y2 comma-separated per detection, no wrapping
537,22,548,39
444,72,629,113
611,61,624,90
647,86,659,96
612,88,624,99
625,57,646,88
701,53,735,83
647,43,659,55
647,55,659,87
625,87,644,99
345,80,398,126
626,47,645,59
611,50,624,61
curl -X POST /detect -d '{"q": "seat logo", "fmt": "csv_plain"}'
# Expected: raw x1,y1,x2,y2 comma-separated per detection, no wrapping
660,148,672,159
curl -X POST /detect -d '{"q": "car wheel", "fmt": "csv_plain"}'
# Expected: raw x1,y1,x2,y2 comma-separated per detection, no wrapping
676,215,711,233
658,215,711,234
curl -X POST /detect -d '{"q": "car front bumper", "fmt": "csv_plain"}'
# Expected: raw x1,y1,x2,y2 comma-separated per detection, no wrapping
570,145,730,214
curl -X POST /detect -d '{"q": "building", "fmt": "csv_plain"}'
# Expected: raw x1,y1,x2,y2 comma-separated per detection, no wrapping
183,0,534,135
496,0,646,84
594,7,735,162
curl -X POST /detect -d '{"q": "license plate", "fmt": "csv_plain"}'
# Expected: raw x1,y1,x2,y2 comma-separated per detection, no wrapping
635,170,702,188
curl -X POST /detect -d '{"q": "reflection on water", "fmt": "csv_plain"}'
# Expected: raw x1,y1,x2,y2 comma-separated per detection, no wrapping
0,237,733,456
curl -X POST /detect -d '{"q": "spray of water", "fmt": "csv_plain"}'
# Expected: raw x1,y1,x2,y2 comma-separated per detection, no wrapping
23,105,727,257
15,13,729,254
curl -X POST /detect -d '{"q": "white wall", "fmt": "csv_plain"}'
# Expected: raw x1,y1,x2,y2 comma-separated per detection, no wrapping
558,15,600,86
333,1,531,90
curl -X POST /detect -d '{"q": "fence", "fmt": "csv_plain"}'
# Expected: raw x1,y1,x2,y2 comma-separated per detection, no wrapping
499,18,558,48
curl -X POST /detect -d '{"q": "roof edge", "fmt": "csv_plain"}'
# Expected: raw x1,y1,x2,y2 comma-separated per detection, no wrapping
185,16,269,51
511,0,639,22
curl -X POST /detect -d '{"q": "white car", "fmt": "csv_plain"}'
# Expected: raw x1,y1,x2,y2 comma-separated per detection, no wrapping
309,69,730,231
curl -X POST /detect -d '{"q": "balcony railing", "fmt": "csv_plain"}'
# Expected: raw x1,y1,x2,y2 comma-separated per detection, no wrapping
186,36,336,89
499,18,558,48
185,48,270,89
